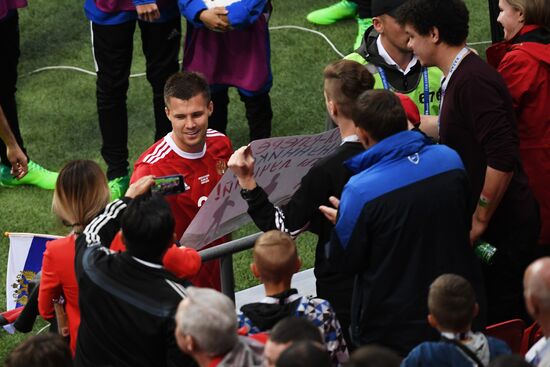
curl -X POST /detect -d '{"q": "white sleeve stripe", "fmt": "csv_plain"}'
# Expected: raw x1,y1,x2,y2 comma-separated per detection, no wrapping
84,200,126,246
274,207,308,239
148,146,172,164
144,141,170,164
274,207,289,234
165,279,188,299
143,141,167,162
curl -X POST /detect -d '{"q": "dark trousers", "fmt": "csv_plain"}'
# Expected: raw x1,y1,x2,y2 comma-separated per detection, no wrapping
351,0,371,19
91,17,181,180
483,199,540,324
209,88,272,141
0,11,27,168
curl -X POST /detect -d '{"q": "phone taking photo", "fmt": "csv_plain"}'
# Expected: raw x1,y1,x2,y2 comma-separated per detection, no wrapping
151,175,186,196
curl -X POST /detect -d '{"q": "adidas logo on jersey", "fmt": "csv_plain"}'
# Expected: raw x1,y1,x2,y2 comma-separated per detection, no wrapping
198,174,210,185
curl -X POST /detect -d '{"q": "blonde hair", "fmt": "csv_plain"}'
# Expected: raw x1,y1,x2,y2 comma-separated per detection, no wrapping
52,160,110,233
505,0,550,29
253,230,298,283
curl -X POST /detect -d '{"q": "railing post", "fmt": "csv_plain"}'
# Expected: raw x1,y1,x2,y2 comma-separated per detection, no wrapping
487,0,503,44
220,254,235,303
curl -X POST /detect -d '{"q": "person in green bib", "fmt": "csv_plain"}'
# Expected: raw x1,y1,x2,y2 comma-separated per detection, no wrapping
345,0,442,139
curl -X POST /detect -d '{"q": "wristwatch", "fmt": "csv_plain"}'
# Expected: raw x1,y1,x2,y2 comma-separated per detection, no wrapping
240,186,261,201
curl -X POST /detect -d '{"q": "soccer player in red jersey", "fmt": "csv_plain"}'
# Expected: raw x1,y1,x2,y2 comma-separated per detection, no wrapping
132,71,232,290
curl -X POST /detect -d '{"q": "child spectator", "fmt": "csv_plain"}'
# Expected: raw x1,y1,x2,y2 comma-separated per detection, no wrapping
237,230,348,365
402,274,510,366
178,0,273,141
264,317,325,367
4,334,73,367
276,340,332,367
348,345,401,367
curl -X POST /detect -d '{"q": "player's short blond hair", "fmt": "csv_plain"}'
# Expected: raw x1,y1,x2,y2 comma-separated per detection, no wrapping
253,230,298,283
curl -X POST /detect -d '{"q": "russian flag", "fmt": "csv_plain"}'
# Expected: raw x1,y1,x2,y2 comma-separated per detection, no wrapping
5,232,61,311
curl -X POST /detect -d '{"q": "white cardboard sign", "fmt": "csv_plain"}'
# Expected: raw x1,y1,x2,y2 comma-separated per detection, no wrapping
180,129,342,249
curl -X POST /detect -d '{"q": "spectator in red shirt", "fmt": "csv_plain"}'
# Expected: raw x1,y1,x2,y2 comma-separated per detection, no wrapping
486,0,550,249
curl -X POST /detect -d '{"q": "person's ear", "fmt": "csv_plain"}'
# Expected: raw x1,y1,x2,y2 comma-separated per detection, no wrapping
373,16,383,33
430,26,440,44
356,126,375,148
528,294,540,318
473,303,479,318
427,314,438,328
186,335,196,353
328,100,337,119
251,263,260,279
207,100,214,117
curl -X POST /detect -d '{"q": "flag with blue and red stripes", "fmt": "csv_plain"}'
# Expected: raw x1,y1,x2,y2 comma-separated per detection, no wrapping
5,232,61,310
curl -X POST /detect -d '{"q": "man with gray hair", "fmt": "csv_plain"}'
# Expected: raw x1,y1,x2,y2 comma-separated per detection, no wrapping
524,258,550,365
175,287,264,367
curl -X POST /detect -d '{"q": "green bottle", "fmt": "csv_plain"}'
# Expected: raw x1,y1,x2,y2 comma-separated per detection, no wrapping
474,239,497,265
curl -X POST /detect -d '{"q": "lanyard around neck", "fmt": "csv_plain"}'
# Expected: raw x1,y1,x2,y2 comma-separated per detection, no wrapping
377,66,431,116
438,47,471,132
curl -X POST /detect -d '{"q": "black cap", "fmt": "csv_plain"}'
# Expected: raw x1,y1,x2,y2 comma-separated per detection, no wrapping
371,0,408,17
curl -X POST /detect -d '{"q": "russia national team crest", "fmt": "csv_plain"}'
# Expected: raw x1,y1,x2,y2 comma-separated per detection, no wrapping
216,160,228,175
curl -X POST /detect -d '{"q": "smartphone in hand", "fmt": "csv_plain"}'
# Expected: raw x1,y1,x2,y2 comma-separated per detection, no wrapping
152,175,186,196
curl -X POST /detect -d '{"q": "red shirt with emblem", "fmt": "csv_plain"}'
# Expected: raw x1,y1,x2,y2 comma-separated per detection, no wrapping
131,129,232,289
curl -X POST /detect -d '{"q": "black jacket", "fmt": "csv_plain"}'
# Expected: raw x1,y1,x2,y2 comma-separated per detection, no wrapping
74,198,195,367
244,141,364,284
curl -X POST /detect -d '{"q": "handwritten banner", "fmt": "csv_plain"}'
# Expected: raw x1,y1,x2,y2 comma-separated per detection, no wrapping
180,129,342,249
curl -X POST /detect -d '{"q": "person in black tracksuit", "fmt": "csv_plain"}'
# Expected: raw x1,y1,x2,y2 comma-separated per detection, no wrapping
74,178,195,367
228,60,374,348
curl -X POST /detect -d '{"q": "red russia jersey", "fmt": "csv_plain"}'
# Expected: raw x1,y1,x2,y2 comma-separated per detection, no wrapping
131,129,232,289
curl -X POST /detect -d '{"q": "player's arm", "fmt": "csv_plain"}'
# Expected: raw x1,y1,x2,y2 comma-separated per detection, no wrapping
0,106,27,178
225,0,268,28
162,245,202,279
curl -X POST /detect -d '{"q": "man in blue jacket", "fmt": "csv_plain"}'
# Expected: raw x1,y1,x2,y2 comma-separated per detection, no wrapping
86,0,181,199
320,89,485,356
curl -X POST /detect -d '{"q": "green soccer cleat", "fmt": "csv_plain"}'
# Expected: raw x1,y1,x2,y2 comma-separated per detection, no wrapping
354,17,373,50
0,160,58,190
306,0,358,25
108,175,130,201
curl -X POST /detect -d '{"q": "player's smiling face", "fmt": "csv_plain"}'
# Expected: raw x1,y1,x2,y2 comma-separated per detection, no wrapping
166,94,213,153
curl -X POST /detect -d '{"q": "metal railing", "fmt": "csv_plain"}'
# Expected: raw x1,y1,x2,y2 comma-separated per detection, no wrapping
198,232,262,302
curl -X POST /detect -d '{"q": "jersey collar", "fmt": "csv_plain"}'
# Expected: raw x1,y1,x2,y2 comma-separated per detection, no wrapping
165,133,207,160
